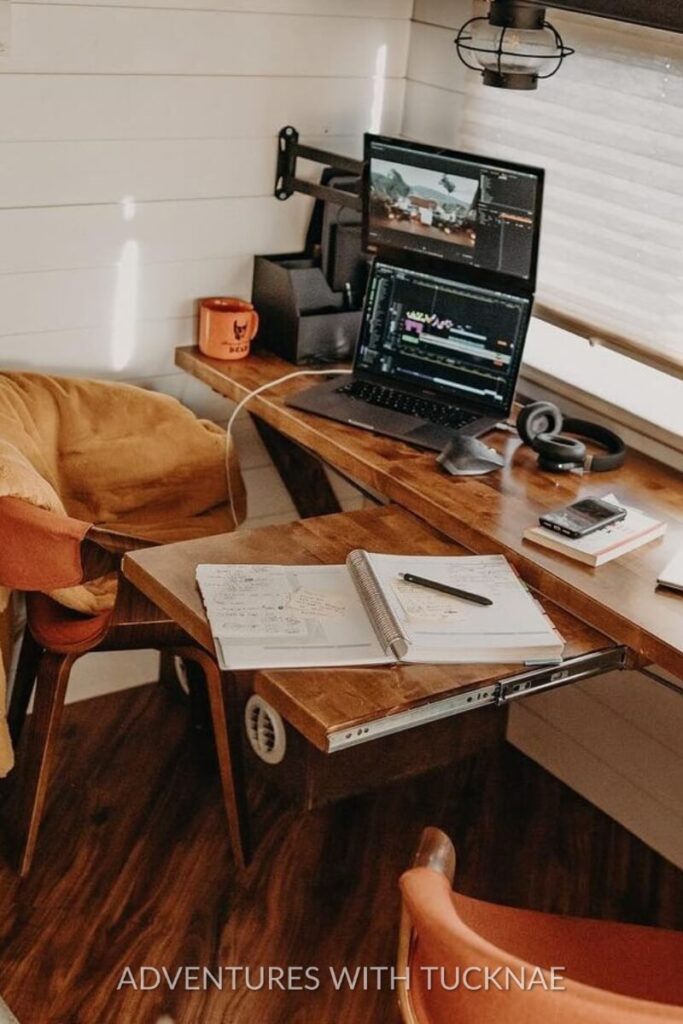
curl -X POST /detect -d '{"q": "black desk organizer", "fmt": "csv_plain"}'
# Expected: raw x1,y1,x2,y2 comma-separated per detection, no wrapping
253,145,368,365
252,252,364,365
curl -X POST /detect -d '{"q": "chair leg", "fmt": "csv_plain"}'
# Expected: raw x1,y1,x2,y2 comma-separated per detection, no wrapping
174,647,251,871
12,651,75,877
7,627,43,746
160,651,211,732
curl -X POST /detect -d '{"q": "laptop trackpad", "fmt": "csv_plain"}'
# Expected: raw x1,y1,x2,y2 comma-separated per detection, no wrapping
345,405,425,433
405,422,453,447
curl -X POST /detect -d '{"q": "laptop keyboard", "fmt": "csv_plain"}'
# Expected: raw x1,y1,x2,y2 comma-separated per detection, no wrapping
336,380,479,430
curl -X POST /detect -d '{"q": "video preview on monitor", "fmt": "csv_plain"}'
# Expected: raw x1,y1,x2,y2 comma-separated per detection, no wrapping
365,136,543,285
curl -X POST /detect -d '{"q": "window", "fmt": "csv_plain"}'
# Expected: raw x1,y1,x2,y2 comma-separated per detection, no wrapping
523,317,683,449
456,5,683,382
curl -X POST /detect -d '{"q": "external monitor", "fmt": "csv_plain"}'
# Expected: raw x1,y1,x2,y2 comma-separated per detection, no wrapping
364,134,544,290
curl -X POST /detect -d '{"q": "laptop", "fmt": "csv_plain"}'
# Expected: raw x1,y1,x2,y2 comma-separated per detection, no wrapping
287,135,544,452
288,256,533,450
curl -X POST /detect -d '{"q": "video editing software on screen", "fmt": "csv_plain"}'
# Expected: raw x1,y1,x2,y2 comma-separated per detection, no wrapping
366,138,541,283
357,262,530,412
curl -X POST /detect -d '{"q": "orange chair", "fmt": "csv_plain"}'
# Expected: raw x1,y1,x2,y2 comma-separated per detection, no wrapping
398,828,683,1023
0,496,248,876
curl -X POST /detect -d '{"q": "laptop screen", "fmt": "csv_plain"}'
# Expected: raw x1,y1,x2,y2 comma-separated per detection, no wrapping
365,135,543,288
356,261,531,415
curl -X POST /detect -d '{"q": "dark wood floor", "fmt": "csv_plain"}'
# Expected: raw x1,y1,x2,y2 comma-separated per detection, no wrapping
0,682,681,1024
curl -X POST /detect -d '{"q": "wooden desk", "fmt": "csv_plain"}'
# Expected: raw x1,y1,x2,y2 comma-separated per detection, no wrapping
177,345,683,680
124,506,622,860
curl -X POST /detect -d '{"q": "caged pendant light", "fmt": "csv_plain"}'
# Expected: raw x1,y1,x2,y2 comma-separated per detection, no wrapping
455,1,574,90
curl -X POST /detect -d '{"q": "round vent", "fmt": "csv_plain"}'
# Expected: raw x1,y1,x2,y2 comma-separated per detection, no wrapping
245,696,286,765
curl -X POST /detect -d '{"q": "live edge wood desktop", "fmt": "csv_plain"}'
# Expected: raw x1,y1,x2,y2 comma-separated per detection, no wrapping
176,344,683,682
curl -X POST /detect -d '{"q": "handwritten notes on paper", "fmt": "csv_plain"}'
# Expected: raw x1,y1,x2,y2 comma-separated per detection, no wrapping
392,579,462,622
195,565,348,640
196,566,302,639
196,562,391,670
212,609,308,640
286,590,347,619
391,560,509,623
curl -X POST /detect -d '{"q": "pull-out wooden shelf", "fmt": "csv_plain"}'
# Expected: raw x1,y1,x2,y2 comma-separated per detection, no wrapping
125,505,626,822
125,505,624,761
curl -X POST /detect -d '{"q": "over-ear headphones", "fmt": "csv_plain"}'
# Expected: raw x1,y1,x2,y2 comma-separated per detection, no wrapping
516,401,626,473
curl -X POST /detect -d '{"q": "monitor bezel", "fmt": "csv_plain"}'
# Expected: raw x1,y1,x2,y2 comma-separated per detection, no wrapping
352,252,533,420
363,133,545,295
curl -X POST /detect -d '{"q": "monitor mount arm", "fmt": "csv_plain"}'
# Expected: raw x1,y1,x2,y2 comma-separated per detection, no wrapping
274,126,363,212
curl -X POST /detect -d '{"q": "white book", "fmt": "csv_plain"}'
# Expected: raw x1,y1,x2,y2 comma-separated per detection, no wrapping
658,549,683,593
523,495,666,568
196,552,565,671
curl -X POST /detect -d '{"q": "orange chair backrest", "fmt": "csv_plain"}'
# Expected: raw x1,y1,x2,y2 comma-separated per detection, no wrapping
0,496,89,591
399,867,683,1024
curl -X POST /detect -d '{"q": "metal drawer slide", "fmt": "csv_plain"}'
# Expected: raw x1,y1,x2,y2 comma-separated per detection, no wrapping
327,646,627,753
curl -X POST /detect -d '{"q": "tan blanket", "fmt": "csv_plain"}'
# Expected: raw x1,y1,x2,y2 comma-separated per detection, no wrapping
0,372,246,777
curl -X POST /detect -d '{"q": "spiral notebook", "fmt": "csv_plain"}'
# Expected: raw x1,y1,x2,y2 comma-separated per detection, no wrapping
196,552,564,671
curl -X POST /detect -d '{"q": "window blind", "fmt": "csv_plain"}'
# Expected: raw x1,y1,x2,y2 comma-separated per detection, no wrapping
458,5,683,378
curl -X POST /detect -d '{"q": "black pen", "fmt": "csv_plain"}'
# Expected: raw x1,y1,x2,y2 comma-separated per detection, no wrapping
400,572,493,607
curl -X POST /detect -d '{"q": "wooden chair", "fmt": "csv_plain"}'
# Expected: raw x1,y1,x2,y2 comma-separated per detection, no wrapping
397,827,683,1023
0,496,248,876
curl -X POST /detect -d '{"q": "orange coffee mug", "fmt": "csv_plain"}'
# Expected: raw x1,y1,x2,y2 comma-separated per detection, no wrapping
198,297,259,360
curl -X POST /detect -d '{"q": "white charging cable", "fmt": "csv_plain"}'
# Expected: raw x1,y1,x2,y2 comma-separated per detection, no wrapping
225,367,352,529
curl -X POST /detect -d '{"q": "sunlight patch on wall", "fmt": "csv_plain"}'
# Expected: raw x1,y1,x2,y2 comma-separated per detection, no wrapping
0,0,11,57
370,43,387,133
110,238,139,372
121,195,137,222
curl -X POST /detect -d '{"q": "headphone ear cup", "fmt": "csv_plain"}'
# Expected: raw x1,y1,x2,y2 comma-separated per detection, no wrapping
562,417,626,472
534,432,586,471
517,401,563,447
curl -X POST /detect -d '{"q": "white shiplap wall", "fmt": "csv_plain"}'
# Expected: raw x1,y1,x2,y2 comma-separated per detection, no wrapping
0,0,410,527
1,0,411,700
404,0,683,870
